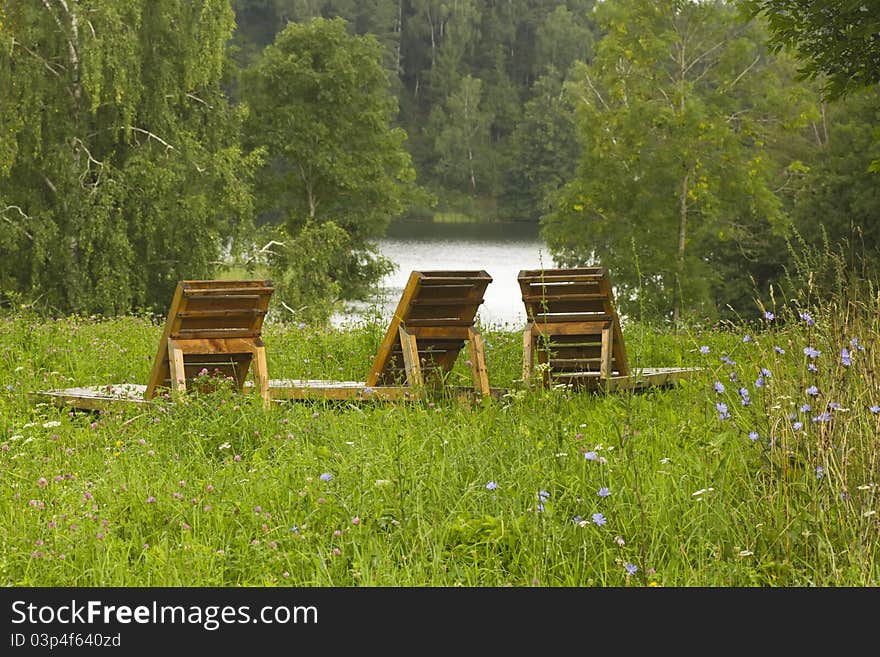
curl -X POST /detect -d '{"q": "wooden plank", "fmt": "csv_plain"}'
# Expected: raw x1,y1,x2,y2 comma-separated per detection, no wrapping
467,327,491,396
600,322,613,379
265,380,416,402
253,344,270,409
145,282,186,398
527,312,616,324
406,303,481,320
174,327,266,339
167,339,188,395
524,299,607,315
597,271,629,375
177,309,267,319
402,318,478,327
366,271,422,386
522,324,534,386
398,326,424,388
518,274,605,283
530,321,613,337
406,326,471,340
521,293,607,303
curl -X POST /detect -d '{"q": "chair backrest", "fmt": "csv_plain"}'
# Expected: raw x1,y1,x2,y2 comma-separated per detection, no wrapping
518,267,629,377
145,280,275,398
366,271,492,387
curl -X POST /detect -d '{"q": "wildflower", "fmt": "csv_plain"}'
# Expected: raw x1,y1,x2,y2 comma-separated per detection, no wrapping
869,405,879,414
721,356,736,366
233,454,241,462
699,345,710,354
614,536,626,546
812,412,831,423
773,346,786,354
486,481,498,490
37,477,48,488
743,334,752,343
83,491,93,501
808,363,818,373
764,311,775,321
800,404,811,412
793,421,804,431
584,451,598,461
806,386,819,397
748,431,759,442
713,381,725,393
598,487,611,498
800,311,814,326
816,466,824,480
716,402,730,420
739,388,750,406
320,472,332,482
840,348,851,367
804,346,820,358
538,490,550,502
755,376,764,388
536,503,545,512
851,337,864,351
145,496,156,504
624,563,638,575
760,368,772,378
592,512,607,526
352,516,360,525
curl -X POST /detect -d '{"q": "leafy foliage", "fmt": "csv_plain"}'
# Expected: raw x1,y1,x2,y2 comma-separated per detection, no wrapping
240,17,422,314
541,0,813,323
744,0,880,99
0,0,257,315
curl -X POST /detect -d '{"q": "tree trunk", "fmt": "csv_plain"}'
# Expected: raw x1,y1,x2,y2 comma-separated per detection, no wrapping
674,170,689,326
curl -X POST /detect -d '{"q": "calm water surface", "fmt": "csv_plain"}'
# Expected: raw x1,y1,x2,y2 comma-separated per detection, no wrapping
334,220,552,329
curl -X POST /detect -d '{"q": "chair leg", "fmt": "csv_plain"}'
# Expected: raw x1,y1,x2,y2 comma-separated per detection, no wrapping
398,326,424,389
522,324,534,387
252,345,271,409
600,321,613,380
467,327,491,396
167,339,187,396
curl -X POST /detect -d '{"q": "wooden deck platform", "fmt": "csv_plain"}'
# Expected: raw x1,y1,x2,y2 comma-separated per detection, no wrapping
31,379,507,410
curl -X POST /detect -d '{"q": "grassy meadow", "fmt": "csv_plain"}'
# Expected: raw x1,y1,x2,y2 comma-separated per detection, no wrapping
1,286,878,587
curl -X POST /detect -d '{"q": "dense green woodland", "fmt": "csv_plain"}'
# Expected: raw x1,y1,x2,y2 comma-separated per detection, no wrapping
1,0,878,323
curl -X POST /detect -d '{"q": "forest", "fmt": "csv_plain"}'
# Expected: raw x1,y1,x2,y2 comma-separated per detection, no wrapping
1,0,878,323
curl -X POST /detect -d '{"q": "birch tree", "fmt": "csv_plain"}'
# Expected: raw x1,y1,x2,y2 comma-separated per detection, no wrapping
0,0,256,314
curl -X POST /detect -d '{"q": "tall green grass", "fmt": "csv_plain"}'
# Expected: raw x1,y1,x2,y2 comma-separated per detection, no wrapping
1,287,877,586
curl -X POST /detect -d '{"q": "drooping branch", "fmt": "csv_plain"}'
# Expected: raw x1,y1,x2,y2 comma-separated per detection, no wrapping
1,206,34,240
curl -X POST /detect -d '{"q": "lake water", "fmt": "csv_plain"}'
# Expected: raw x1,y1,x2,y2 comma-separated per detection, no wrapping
334,220,552,330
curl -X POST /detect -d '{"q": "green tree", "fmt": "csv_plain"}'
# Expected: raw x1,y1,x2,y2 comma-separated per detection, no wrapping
790,87,880,268
542,0,806,324
240,16,423,320
743,0,880,99
503,68,579,222
428,74,494,196
0,0,256,315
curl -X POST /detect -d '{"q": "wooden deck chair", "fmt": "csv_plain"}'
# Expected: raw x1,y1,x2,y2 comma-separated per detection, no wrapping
33,280,275,411
519,267,698,391
269,270,494,401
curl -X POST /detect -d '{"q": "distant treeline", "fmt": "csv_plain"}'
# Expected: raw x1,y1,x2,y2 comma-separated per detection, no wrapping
1,1,877,324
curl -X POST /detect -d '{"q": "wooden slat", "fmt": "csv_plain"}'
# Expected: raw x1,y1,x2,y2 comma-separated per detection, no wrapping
524,300,607,315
